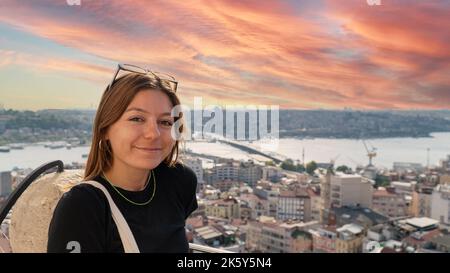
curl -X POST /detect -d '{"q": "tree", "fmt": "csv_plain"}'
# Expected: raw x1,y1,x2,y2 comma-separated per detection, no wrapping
336,165,351,173
306,161,317,175
281,159,305,173
375,175,390,188
281,159,296,171
265,161,275,166
296,164,306,173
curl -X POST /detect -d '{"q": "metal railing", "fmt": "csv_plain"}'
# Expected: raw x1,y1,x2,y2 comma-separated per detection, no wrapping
0,160,64,223
189,243,234,253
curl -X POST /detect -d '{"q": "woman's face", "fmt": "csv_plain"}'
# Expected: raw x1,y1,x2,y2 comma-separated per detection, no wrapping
106,89,176,171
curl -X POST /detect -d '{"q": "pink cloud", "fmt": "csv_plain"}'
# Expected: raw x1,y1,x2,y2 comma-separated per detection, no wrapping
0,50,16,68
0,0,449,109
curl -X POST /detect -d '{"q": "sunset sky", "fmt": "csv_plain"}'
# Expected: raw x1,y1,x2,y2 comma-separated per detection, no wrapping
0,0,449,110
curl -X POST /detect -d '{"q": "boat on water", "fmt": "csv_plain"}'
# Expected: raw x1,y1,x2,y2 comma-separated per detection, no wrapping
9,143,25,150
48,141,66,149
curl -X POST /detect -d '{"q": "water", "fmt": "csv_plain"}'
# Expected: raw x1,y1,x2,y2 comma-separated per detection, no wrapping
245,132,450,169
1,132,450,172
0,145,90,172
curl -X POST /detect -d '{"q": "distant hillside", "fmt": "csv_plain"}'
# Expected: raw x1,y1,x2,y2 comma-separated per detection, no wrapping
2,109,450,141
278,110,450,138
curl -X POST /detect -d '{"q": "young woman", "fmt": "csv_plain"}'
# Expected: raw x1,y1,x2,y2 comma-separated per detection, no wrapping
47,64,198,253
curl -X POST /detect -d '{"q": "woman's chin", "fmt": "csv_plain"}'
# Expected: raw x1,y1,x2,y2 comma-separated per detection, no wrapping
135,159,163,170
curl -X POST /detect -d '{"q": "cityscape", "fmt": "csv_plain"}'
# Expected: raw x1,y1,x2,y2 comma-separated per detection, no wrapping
1,0,450,254
1,109,450,253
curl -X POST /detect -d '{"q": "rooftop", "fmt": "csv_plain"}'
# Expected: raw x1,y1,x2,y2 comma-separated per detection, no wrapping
333,206,389,226
430,234,450,247
403,229,441,246
335,172,361,179
373,189,396,198
186,215,205,229
279,189,309,198
239,193,264,202
436,184,450,193
258,216,277,224
280,220,319,229
405,217,439,229
391,181,415,188
306,187,320,197
195,226,222,240
337,223,364,235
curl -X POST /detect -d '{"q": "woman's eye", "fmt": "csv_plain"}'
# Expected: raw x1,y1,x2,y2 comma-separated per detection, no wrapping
129,117,144,122
159,120,173,126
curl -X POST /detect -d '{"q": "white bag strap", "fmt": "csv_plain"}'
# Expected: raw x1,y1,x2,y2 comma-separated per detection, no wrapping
82,180,140,253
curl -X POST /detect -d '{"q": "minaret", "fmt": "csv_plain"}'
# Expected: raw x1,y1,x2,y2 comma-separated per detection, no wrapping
320,167,332,224
302,147,305,170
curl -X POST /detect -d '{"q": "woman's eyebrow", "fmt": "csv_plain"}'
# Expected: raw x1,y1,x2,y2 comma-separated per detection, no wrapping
125,107,149,114
125,108,172,117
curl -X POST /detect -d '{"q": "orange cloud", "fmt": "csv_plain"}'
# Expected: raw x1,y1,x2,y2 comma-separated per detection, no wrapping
0,0,449,109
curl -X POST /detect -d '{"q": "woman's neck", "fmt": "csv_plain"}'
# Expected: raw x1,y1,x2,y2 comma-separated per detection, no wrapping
103,161,150,191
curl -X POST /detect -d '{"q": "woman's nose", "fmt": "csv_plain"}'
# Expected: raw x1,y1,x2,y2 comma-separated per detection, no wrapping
143,120,160,139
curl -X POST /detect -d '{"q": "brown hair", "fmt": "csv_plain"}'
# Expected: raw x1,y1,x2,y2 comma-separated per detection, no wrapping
84,73,183,180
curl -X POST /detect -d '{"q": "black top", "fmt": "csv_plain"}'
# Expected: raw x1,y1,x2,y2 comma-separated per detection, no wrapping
47,162,198,253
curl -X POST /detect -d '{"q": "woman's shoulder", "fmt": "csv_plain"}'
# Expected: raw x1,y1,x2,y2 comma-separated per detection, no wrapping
48,180,110,253
158,162,197,181
59,181,108,209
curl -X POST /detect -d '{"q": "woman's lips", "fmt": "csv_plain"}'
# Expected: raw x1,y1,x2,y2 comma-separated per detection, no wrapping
134,146,162,153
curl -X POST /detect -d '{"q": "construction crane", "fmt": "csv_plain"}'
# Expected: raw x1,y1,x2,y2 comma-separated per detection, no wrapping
363,140,377,166
324,154,341,175
330,154,341,166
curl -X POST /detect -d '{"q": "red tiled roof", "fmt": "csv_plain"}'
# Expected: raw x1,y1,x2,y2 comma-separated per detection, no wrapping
279,190,296,197
239,193,263,202
373,189,396,197
186,215,205,229
230,218,243,227
403,229,441,246
306,187,320,197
